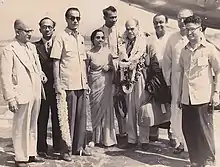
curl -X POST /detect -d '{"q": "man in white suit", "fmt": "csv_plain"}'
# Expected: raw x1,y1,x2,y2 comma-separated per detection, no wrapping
0,19,47,167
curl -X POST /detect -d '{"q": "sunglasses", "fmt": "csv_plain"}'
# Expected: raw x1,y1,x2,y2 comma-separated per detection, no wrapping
67,16,81,22
126,27,135,31
95,36,105,40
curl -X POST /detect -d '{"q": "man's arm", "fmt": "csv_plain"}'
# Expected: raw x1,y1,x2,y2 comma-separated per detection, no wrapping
31,44,47,83
177,51,184,107
0,46,18,112
162,39,172,86
0,47,16,102
208,46,220,105
50,34,63,93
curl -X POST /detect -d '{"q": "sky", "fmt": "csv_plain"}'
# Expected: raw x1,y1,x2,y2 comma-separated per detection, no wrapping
0,0,120,40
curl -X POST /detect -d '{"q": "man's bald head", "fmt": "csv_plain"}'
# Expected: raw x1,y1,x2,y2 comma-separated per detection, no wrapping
177,9,193,19
14,19,33,43
177,9,193,32
125,18,140,40
125,18,139,28
14,19,33,31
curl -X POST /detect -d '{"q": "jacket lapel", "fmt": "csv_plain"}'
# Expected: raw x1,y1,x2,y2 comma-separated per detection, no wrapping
35,39,49,61
11,41,32,72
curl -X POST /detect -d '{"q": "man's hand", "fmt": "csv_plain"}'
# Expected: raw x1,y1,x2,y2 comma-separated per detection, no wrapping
177,98,182,109
102,65,110,72
41,74,48,84
212,92,220,106
8,99,18,113
54,84,63,94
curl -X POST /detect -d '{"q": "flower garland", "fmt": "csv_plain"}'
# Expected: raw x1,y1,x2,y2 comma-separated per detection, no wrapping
56,90,71,148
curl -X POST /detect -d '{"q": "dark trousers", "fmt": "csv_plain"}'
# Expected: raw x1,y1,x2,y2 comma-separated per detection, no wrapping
37,87,61,152
182,103,215,165
149,121,174,140
60,90,87,154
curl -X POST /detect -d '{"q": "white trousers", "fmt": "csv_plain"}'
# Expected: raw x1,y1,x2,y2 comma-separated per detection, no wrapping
170,104,188,151
125,75,148,144
12,72,41,161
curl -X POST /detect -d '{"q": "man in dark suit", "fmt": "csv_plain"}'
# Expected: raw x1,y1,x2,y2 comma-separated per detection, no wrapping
35,17,61,157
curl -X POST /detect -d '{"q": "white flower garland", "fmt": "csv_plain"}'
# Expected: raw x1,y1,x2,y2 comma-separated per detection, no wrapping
56,90,71,148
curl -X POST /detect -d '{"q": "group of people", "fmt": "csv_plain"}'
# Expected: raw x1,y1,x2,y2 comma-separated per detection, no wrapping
0,5,219,167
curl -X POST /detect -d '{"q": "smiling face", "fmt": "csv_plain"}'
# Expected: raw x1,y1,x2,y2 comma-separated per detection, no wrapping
125,19,139,40
93,31,105,47
153,15,167,37
186,22,202,44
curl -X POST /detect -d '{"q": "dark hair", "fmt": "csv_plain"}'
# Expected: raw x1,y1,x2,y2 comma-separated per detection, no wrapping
39,17,56,27
153,13,168,23
90,29,104,45
184,15,202,25
103,6,117,17
65,7,80,18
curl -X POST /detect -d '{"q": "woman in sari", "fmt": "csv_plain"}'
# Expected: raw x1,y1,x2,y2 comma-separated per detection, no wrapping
87,29,117,147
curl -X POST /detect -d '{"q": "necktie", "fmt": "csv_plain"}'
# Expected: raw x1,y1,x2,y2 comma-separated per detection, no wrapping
45,41,51,53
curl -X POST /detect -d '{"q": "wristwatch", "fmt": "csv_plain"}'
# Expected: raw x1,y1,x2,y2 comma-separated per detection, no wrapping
214,90,219,94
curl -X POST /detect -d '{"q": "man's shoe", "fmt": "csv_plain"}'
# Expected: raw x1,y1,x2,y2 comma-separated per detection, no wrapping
141,143,149,151
28,156,45,163
173,144,184,154
37,151,48,158
168,139,177,148
75,149,92,156
60,153,72,162
15,161,30,167
149,136,158,142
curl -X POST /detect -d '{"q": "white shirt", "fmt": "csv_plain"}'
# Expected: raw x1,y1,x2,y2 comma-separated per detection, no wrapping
179,40,220,105
162,31,189,104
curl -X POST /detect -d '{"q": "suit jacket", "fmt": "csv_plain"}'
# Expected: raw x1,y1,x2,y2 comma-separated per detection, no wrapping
0,39,44,104
35,38,54,90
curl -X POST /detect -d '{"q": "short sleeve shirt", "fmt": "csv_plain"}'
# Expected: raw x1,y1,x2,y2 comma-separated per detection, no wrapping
50,28,88,90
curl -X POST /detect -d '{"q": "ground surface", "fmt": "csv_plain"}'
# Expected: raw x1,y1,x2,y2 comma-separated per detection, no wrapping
0,110,220,167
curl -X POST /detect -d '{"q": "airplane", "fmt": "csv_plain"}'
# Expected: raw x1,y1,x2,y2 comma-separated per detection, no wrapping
121,0,220,30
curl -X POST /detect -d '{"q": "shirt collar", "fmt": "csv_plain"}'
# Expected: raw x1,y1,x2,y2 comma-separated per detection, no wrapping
185,38,208,51
42,37,52,44
65,27,79,36
16,38,29,48
103,24,116,30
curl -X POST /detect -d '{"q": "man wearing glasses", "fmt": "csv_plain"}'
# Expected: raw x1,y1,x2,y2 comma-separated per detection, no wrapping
178,15,220,167
163,9,193,154
50,7,91,162
0,19,46,167
35,17,61,158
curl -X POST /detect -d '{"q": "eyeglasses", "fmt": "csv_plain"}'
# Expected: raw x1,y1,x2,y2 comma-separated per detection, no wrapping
126,27,135,31
67,16,81,22
17,29,34,33
41,25,54,30
186,26,201,34
95,36,105,40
